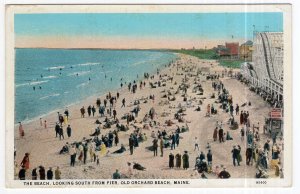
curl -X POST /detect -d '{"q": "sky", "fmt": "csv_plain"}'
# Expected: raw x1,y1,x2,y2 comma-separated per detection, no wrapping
14,13,283,49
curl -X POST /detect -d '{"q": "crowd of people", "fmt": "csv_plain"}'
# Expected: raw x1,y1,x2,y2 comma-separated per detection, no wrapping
15,56,284,180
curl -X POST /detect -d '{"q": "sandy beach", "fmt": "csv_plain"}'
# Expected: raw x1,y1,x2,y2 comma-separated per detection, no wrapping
14,54,280,179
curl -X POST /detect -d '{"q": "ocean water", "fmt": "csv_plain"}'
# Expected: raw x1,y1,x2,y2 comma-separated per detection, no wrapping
15,49,177,123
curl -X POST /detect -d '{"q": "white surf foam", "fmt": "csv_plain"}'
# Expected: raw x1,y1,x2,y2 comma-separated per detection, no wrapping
46,66,65,70
39,93,60,100
67,71,91,76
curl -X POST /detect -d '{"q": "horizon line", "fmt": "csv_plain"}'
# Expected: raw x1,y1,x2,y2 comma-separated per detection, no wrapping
14,47,215,50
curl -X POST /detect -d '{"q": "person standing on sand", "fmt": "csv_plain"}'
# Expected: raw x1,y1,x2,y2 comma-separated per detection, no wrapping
207,104,211,117
113,109,117,120
213,127,218,141
175,131,180,147
64,108,69,120
182,151,189,170
153,138,158,156
231,146,240,166
87,105,92,117
175,153,181,168
59,125,64,140
70,145,76,167
207,150,213,167
160,137,164,157
18,166,26,180
20,153,30,170
47,167,53,180
218,128,224,143
83,143,88,164
55,123,60,137
235,104,240,115
101,143,107,156
67,125,72,138
44,120,47,129
39,166,46,180
80,106,85,118
55,167,61,179
171,133,176,150
40,118,43,127
32,168,37,180
240,127,245,141
194,137,200,151
129,135,134,155
19,122,24,138
104,99,107,108
114,131,119,146
112,169,121,179
78,144,83,164
240,111,243,124
92,106,96,117
169,153,175,168
89,143,95,162
121,98,126,108
58,114,64,125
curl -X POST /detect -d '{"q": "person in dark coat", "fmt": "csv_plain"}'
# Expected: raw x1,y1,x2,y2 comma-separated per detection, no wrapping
175,153,181,168
66,125,72,138
112,169,121,179
213,127,218,141
47,167,53,180
64,109,69,119
113,109,117,120
171,133,176,150
114,132,119,146
218,128,224,143
153,138,158,156
231,146,240,166
199,151,205,161
32,168,37,180
240,111,243,124
235,104,239,115
59,126,64,140
39,166,46,180
169,153,174,168
246,145,253,165
207,150,213,166
18,166,26,180
87,105,92,117
55,123,60,137
92,106,96,117
129,135,134,155
80,106,85,118
218,168,231,179
182,151,189,170
83,143,88,164
175,132,180,147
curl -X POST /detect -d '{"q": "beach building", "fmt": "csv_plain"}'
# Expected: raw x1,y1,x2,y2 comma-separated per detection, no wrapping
239,40,253,61
241,32,283,103
216,42,240,59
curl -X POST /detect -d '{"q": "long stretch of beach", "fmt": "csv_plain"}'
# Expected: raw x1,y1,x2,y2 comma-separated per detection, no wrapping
14,54,281,179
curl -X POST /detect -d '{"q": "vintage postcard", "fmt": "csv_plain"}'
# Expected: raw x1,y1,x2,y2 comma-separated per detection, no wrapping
5,4,292,188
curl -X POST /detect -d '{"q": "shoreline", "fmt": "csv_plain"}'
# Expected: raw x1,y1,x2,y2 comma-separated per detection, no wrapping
15,52,180,126
14,54,278,179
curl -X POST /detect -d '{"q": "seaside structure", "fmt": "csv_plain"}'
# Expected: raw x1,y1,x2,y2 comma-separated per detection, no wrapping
240,32,283,105
239,40,253,61
216,42,240,60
